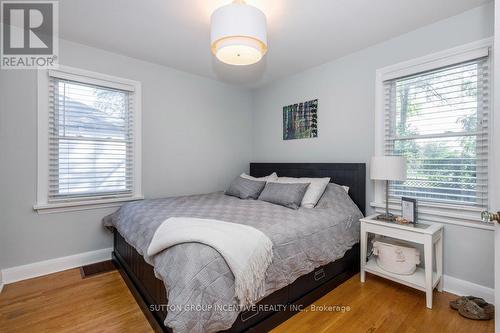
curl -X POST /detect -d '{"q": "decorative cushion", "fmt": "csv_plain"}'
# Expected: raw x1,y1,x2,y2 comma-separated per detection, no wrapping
225,176,266,200
240,172,278,182
316,183,358,211
275,177,330,208
258,182,310,209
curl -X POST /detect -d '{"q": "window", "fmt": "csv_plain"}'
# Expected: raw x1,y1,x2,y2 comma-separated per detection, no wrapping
36,67,142,212
374,40,493,227
384,56,489,208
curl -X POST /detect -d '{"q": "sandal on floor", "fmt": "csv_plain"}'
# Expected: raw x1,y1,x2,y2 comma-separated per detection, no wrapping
449,296,485,310
458,300,494,320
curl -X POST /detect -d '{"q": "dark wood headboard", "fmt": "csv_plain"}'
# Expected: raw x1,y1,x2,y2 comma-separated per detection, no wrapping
250,163,366,215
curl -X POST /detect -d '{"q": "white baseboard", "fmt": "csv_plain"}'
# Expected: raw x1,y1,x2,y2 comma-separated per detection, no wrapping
443,274,494,303
1,247,113,285
0,270,4,293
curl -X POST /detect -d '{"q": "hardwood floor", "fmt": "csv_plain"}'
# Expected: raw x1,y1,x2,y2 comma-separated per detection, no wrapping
272,274,494,333
0,269,151,333
0,269,494,333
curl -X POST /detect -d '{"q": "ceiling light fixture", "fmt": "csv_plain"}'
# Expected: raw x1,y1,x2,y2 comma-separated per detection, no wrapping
210,0,267,66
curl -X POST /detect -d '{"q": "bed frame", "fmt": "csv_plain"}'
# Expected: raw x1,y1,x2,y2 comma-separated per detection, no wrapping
112,163,366,333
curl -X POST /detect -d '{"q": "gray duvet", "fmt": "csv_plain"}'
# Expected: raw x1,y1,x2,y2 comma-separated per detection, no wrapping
103,183,362,333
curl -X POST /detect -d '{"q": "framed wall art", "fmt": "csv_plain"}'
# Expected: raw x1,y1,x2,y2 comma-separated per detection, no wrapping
283,99,318,140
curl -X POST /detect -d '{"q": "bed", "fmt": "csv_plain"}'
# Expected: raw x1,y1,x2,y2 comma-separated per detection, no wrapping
106,163,366,333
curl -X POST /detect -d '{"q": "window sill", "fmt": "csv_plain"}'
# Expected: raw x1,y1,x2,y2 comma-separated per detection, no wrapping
370,201,494,231
34,195,144,214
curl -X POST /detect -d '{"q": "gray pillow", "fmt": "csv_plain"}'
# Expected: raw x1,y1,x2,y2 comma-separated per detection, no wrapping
316,183,362,215
258,182,310,209
225,176,266,200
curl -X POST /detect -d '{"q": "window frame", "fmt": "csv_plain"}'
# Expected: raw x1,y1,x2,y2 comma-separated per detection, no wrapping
372,38,494,229
35,66,143,213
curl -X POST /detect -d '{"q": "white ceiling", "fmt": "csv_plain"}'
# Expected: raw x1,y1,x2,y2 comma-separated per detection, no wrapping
60,0,491,88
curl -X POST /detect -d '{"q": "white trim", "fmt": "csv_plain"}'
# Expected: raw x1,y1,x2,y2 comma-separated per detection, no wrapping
37,68,49,207
133,83,143,199
34,195,144,214
1,247,112,284
373,38,495,218
494,1,500,330
36,65,143,213
443,274,494,303
0,270,3,294
48,68,136,92
370,201,495,231
378,38,492,81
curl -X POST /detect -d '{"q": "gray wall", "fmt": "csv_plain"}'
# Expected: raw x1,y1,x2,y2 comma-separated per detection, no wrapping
0,40,253,269
251,4,495,288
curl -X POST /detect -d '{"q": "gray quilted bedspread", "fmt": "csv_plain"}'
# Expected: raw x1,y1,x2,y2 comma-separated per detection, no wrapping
103,183,362,333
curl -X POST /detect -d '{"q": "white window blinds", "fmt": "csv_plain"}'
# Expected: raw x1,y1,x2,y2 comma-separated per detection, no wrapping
384,56,489,208
48,77,134,201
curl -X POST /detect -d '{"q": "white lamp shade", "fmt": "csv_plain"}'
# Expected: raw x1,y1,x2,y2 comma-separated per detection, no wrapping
210,1,267,66
370,156,407,181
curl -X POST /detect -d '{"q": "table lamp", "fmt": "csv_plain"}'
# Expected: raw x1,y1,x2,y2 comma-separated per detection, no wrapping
371,156,407,221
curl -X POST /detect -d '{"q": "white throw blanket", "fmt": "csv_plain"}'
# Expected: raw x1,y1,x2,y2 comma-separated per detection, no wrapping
147,217,274,307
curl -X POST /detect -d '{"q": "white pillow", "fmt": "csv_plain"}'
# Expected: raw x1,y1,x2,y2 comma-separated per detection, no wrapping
342,186,349,193
241,172,278,182
275,177,330,208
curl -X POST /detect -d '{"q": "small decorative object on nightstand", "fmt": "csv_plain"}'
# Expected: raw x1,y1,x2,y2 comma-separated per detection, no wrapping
370,156,407,221
481,211,500,223
360,214,443,309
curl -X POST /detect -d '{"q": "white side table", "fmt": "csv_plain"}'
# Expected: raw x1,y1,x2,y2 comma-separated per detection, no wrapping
360,214,444,309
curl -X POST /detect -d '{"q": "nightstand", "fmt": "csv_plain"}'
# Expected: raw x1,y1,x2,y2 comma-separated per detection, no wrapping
360,214,443,309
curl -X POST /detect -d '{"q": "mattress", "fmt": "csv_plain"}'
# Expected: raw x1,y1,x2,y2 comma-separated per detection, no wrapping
103,183,363,333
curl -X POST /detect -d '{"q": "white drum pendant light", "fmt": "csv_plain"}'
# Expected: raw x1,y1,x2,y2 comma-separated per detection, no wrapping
210,0,267,66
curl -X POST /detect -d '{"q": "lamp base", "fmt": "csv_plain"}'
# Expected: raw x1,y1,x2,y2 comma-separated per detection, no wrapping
375,213,396,222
